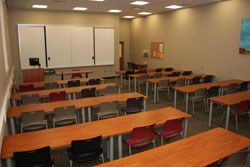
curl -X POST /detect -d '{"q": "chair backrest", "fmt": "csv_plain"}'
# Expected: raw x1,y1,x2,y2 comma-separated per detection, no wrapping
125,71,135,78
165,68,173,72
129,124,155,145
158,80,170,88
104,85,119,95
138,69,147,74
155,68,162,72
161,117,184,137
21,94,40,105
99,101,118,117
81,88,96,98
226,83,239,94
131,63,137,70
127,62,133,70
182,71,192,76
239,81,249,92
49,91,66,102
224,149,249,167
192,76,201,85
14,146,53,167
175,78,185,87
71,136,102,154
152,73,162,78
139,74,149,81
235,100,250,114
207,86,220,98
88,78,101,85
203,75,213,83
21,110,45,127
126,97,144,113
194,88,206,97
54,106,76,123
19,84,34,92
71,69,82,79
44,82,59,90
67,80,80,87
170,72,180,77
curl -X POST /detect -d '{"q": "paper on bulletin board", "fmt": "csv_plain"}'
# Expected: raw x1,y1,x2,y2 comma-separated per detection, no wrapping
159,44,163,52
153,51,156,57
160,53,163,58
156,52,160,58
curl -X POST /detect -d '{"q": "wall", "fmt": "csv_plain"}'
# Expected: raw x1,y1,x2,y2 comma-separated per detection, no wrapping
119,19,130,70
130,0,250,81
8,8,120,83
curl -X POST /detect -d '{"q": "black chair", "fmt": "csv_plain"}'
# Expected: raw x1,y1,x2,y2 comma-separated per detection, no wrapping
202,75,213,83
81,88,96,98
155,68,162,72
238,81,249,92
88,79,101,85
182,71,192,76
165,68,173,72
14,146,54,167
67,136,104,167
169,72,180,77
221,149,250,167
192,76,201,85
123,71,134,87
119,97,143,115
67,80,80,87
127,62,133,70
206,86,220,110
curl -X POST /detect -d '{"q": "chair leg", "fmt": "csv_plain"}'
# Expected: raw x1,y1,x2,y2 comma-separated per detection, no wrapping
168,88,171,100
192,100,195,116
153,139,156,148
204,99,207,112
101,153,104,163
129,145,131,156
235,114,238,133
161,136,164,146
70,160,73,167
219,111,226,126
157,90,159,103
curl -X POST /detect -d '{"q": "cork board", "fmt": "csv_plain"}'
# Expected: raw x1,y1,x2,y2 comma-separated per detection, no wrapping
150,42,164,59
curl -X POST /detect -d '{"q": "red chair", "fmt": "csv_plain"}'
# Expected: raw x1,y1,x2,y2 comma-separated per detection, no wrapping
122,124,155,155
154,117,184,145
138,69,147,74
49,91,66,102
71,69,82,79
19,84,34,92
219,100,250,132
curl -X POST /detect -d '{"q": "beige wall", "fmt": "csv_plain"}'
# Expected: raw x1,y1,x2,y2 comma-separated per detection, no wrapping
119,19,130,70
130,0,250,81
8,8,120,83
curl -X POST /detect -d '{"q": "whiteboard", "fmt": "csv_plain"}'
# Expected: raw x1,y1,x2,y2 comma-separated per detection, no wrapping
46,26,72,68
71,26,94,67
94,27,114,65
18,25,46,69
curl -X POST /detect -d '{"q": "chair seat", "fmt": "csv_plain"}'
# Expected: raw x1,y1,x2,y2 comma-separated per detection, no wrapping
97,112,118,119
120,106,142,114
54,119,76,127
68,147,103,163
22,124,47,132
154,126,182,139
191,95,205,101
122,134,153,147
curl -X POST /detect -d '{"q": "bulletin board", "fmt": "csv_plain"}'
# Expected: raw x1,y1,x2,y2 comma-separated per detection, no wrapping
150,42,164,59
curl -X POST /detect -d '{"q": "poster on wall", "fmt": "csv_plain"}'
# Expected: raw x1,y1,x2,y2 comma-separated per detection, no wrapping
239,18,250,55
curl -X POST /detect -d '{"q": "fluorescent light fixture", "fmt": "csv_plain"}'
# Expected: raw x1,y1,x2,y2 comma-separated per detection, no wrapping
138,12,152,15
165,5,183,9
108,9,122,13
130,1,149,5
123,16,135,19
73,7,88,11
90,0,104,1
32,4,48,9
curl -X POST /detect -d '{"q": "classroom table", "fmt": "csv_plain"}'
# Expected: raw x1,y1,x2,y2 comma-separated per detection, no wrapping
208,90,250,130
55,70,93,80
129,70,185,93
2,107,191,167
11,77,104,93
7,92,147,135
174,79,243,114
95,127,250,167
10,83,118,106
146,74,208,103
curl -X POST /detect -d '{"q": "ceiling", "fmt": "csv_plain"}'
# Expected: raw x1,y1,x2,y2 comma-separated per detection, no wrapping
6,0,225,18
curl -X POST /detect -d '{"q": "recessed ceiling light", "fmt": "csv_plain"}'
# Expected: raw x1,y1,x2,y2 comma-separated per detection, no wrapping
130,1,149,6
90,0,104,1
108,9,122,13
138,12,152,15
73,7,88,11
165,5,183,9
123,16,135,19
32,4,48,9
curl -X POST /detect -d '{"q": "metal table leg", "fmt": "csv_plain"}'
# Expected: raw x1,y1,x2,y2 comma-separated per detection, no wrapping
174,90,177,108
88,107,91,122
128,76,131,92
134,77,137,92
185,93,189,113
120,74,123,87
143,99,146,111
61,72,64,80
146,81,149,97
6,158,12,167
208,101,213,128
81,108,86,123
225,106,230,130
11,100,17,107
153,83,157,103
118,135,122,159
85,73,88,78
183,119,189,138
109,136,114,161
8,118,16,135
115,72,118,84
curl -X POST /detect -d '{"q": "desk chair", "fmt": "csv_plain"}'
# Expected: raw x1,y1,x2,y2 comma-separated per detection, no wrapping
138,74,150,93
165,68,173,72
53,106,77,127
182,71,192,76
88,78,101,85
157,80,171,102
223,83,239,95
104,85,119,95
119,97,143,115
238,81,249,92
155,68,162,72
202,75,213,83
189,88,207,116
123,71,134,87
191,76,201,85
127,62,133,70
44,82,59,90
81,88,96,98
67,80,80,87
21,94,40,105
49,91,66,102
97,101,119,120
19,84,34,92
71,69,82,79
169,72,180,77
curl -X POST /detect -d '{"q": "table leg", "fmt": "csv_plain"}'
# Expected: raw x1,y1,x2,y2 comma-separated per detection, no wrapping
143,99,146,111
146,81,149,97
225,106,230,130
128,76,131,92
102,80,105,84
8,118,16,135
85,73,88,78
120,74,123,87
109,136,114,161
134,78,137,92
119,87,121,94
185,93,189,113
6,158,12,167
174,90,177,108
61,72,64,80
183,119,189,138
118,135,122,159
12,88,17,93
11,100,17,107
68,94,71,100
81,108,86,123
88,107,91,122
73,93,76,100
115,72,118,84
107,138,110,159
208,101,213,128
153,83,157,103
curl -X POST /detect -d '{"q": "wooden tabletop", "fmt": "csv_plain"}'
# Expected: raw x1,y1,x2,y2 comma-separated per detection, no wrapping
95,128,250,167
12,77,104,89
209,90,250,106
147,74,208,84
115,68,174,74
8,92,147,118
55,70,93,75
129,70,185,78
10,83,117,100
174,79,243,93
2,107,191,159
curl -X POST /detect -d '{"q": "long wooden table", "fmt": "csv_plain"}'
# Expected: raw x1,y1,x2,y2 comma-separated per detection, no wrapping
11,77,105,93
208,90,250,130
10,83,118,106
55,70,93,80
7,92,147,135
2,107,191,167
174,79,243,114
95,128,250,167
146,74,208,103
